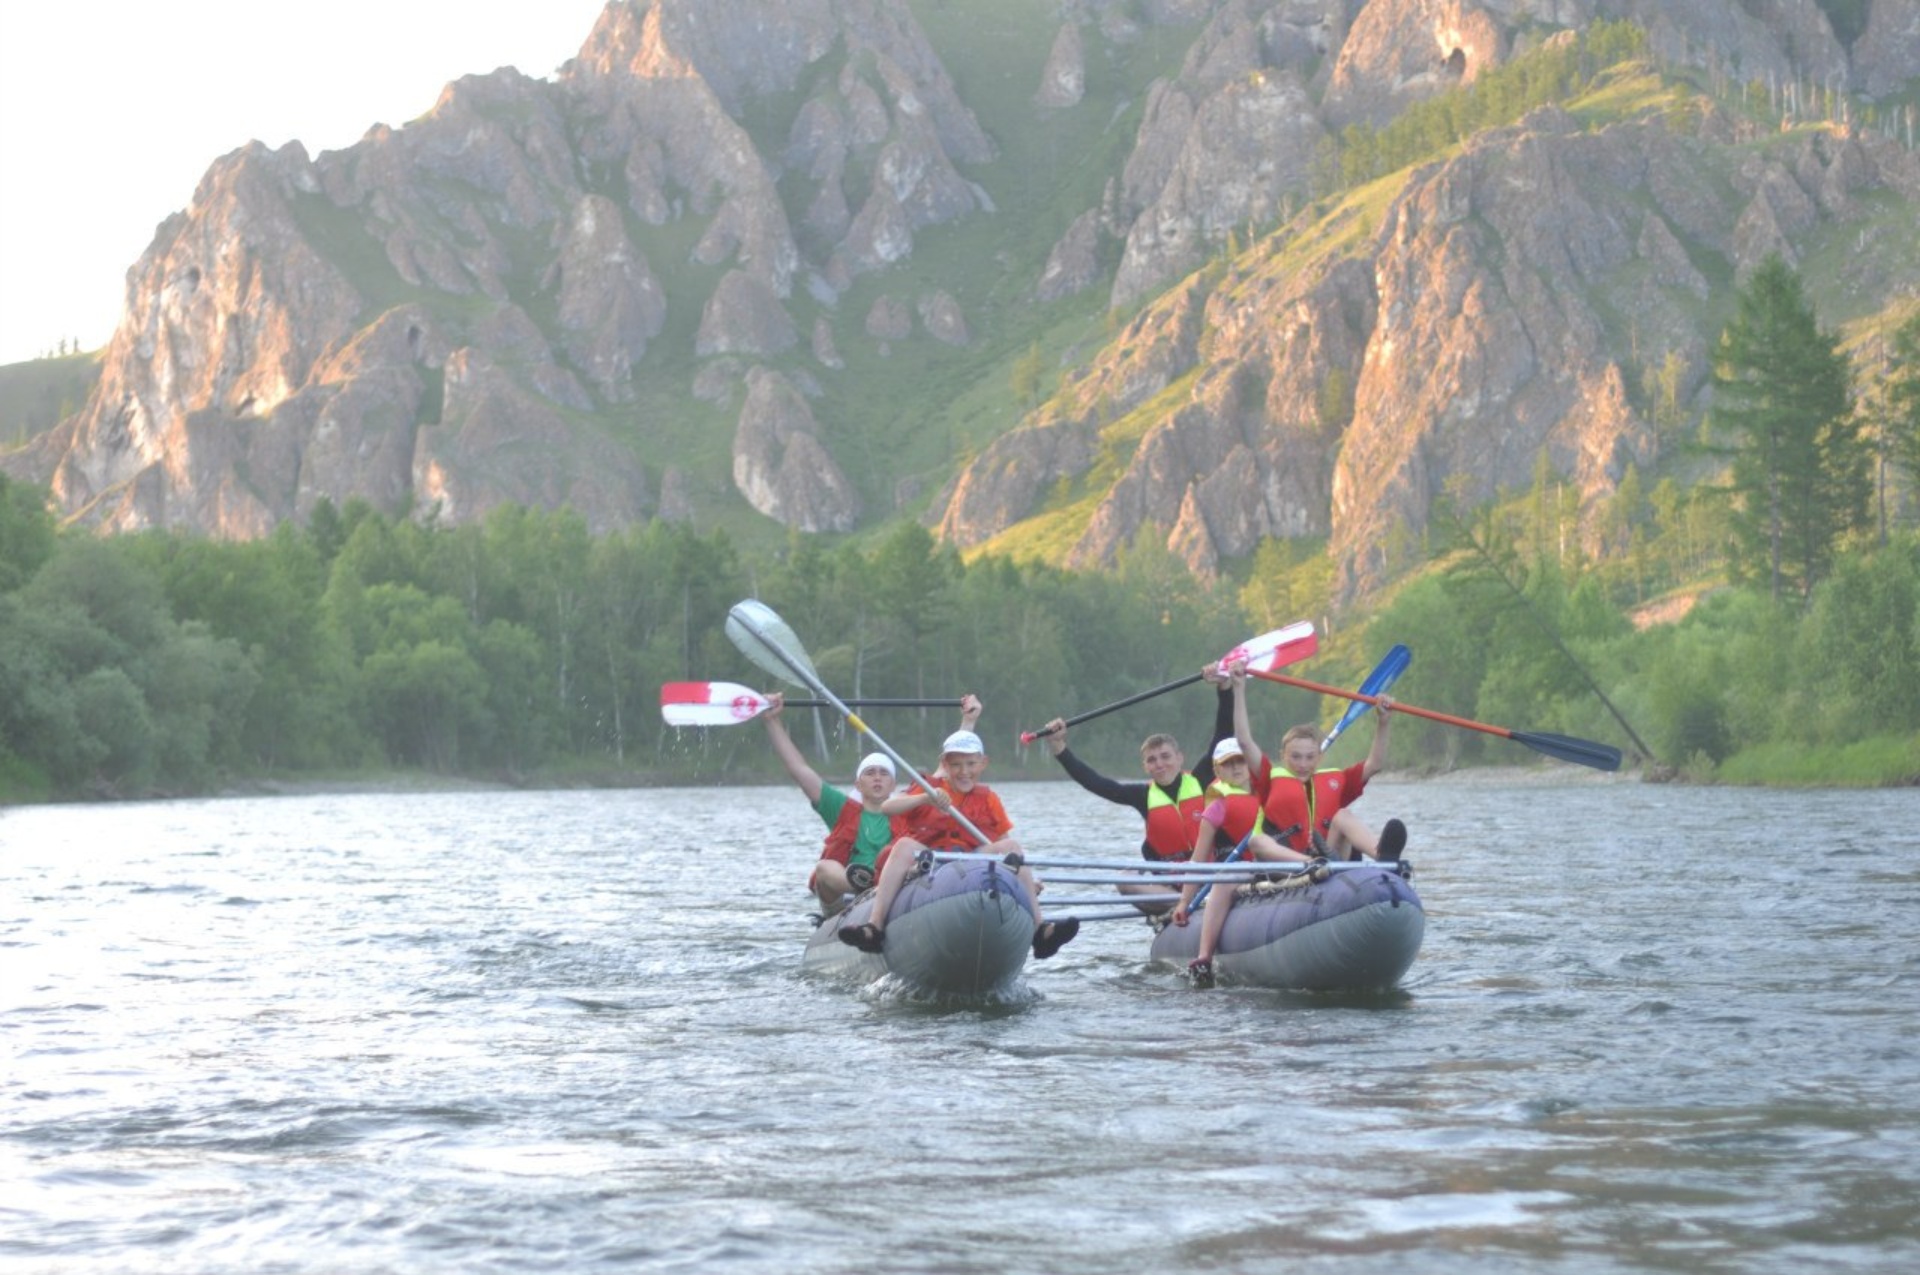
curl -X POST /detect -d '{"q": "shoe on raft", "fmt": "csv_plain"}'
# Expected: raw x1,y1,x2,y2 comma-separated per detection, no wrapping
1377,818,1407,863
837,922,885,954
845,863,875,892
1187,958,1215,990
1032,916,1080,960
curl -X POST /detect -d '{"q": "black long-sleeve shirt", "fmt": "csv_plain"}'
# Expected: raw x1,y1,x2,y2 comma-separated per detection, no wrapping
1050,687,1236,859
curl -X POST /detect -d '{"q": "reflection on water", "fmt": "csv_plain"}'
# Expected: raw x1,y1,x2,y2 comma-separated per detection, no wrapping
3,780,1918,1273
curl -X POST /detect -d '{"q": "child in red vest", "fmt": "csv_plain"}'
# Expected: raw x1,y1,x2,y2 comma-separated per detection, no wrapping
764,693,981,913
838,727,1078,960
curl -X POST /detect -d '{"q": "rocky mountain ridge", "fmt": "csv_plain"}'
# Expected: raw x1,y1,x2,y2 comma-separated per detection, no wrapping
7,0,1920,603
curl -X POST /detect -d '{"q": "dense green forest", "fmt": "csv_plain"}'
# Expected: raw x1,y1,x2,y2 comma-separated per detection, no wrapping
1,473,1916,801
4,258,1919,801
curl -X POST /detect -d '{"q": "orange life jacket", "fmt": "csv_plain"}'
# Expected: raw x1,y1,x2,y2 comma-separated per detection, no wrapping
904,778,1011,851
1141,774,1206,860
1260,764,1361,852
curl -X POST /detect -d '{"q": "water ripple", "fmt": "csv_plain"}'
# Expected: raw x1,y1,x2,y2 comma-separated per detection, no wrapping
2,782,1918,1272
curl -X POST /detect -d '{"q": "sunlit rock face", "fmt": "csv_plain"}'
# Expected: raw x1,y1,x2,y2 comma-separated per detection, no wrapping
935,99,1920,600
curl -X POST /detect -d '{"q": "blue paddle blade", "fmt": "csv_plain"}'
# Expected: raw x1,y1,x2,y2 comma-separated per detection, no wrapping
1321,644,1412,750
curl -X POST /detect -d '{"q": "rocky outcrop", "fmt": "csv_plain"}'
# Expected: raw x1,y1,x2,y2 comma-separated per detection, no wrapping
1089,0,1898,307
812,316,844,369
731,366,859,533
1036,22,1087,108
1324,0,1505,129
1107,2,1338,308
1066,255,1374,571
917,291,969,346
865,296,913,342
550,193,666,399
935,277,1213,549
1853,0,1920,96
1604,0,1847,91
1037,209,1105,301
293,308,448,524
28,139,362,532
932,414,1099,551
695,269,799,357
416,341,654,532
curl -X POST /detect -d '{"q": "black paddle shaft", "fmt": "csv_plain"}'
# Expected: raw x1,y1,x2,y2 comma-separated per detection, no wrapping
1023,672,1202,741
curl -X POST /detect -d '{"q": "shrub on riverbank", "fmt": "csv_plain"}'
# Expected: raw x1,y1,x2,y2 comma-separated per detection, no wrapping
1716,734,1920,787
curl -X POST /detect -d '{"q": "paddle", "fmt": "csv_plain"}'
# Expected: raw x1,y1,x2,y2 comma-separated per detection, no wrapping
927,851,1393,877
1041,894,1184,908
1183,834,1253,915
1246,667,1623,772
660,681,959,727
1018,621,1318,744
1051,909,1183,923
924,851,1407,923
1320,644,1412,751
725,599,992,845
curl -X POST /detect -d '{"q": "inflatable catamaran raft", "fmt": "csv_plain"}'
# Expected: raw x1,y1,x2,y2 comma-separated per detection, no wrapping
802,855,1035,996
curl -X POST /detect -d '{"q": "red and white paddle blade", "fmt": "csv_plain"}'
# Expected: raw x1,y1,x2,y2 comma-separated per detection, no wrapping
659,681,770,726
1221,620,1316,673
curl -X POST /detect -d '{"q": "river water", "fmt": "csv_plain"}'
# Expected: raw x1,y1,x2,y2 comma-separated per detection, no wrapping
3,778,1918,1274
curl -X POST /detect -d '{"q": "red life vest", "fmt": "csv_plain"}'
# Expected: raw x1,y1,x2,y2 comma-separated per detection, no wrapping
821,796,899,868
1259,763,1365,852
904,778,1012,851
1205,780,1266,845
1142,774,1206,861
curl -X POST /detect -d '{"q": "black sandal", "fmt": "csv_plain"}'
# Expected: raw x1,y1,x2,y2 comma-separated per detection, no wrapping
1377,818,1407,863
837,922,885,953
1031,917,1080,959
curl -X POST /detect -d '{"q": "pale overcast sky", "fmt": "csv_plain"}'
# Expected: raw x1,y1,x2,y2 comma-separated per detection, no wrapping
0,0,611,365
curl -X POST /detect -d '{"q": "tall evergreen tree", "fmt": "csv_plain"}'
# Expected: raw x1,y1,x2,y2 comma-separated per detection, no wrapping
1886,312,1920,505
1710,255,1867,603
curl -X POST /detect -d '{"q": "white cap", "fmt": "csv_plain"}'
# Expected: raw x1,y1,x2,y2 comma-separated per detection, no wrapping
1212,738,1247,764
857,753,895,778
941,729,985,757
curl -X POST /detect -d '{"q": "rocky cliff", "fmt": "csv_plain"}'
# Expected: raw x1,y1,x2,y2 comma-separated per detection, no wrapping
944,103,1920,596
11,0,993,536
8,0,1920,604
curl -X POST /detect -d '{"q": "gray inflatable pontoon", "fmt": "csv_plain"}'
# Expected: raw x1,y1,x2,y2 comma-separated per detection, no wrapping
1149,862,1423,990
803,856,1035,996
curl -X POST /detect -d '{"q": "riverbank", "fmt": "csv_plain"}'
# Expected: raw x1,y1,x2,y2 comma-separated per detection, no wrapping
9,737,1916,809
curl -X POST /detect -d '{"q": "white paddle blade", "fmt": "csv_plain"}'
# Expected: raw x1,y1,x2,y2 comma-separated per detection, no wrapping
662,696,770,726
725,599,818,687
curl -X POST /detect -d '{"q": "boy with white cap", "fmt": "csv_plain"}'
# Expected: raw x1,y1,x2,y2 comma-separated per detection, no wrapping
838,721,1079,960
762,691,981,913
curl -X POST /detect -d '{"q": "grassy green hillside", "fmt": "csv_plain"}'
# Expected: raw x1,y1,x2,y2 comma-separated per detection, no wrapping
0,351,99,447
